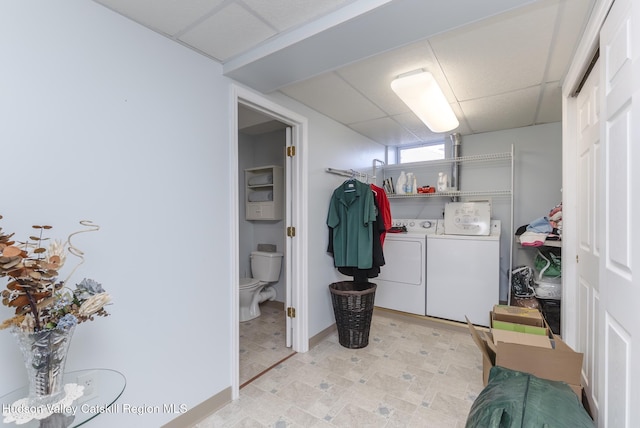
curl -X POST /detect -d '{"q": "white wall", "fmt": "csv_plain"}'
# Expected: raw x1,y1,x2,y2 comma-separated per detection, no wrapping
463,122,563,232
0,1,232,426
464,122,563,300
267,93,386,338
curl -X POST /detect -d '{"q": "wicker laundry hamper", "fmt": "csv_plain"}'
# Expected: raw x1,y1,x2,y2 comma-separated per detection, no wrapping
329,281,377,349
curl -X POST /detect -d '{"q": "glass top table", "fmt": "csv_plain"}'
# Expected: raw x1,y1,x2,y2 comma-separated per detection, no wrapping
1,369,126,428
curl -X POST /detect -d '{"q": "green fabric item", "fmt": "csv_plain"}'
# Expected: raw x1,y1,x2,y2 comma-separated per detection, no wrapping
327,180,377,269
466,366,594,428
534,250,561,277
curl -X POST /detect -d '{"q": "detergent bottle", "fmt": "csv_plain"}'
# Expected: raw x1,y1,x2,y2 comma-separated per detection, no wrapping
396,171,407,194
406,173,414,193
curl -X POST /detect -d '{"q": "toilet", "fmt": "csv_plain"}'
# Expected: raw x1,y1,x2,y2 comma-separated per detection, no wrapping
239,251,283,322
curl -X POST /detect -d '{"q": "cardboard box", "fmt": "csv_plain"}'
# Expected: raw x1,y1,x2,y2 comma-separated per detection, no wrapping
491,329,552,348
492,304,544,319
492,304,545,328
491,318,548,336
467,317,584,396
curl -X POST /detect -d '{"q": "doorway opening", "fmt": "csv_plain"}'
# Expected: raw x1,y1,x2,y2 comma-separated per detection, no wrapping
237,104,293,387
231,85,309,399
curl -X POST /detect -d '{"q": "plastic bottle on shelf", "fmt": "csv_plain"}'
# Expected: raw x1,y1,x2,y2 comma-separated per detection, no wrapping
437,172,448,192
406,173,414,193
411,174,418,194
396,171,407,194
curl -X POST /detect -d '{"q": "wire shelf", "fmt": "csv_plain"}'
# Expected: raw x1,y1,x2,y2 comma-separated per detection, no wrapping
383,152,512,171
387,189,511,199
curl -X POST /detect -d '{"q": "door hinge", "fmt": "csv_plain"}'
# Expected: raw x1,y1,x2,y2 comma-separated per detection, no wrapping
287,146,296,157
287,307,296,318
576,254,579,263
287,226,296,237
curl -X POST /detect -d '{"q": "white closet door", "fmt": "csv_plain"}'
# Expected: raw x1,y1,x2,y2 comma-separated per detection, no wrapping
575,58,601,419
599,0,640,426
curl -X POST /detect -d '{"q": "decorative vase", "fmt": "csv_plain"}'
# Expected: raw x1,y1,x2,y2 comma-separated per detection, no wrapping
11,325,76,407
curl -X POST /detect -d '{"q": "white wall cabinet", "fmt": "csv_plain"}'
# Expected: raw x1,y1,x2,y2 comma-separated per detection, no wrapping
245,165,283,220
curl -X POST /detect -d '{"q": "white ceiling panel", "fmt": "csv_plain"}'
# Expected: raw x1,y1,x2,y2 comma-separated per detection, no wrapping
430,1,559,101
449,104,472,136
460,86,540,134
242,0,355,32
223,0,541,93
392,112,453,143
545,0,595,81
91,0,596,146
336,40,445,117
179,3,276,61
280,72,386,125
348,117,421,147
94,0,225,36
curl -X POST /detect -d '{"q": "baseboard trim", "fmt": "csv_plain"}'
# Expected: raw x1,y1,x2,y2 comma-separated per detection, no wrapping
161,387,232,428
309,323,337,349
373,307,473,333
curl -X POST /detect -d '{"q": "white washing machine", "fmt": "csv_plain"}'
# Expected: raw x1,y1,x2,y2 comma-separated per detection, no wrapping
426,220,501,326
374,219,437,315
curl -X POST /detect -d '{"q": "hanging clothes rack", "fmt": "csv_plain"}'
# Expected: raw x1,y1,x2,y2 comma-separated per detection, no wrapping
325,167,372,182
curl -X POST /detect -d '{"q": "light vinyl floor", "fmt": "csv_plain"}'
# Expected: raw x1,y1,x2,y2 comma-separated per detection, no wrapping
198,307,484,427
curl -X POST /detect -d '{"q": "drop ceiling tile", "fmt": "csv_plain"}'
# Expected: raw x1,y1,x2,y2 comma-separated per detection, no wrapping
545,0,596,81
349,117,421,147
280,72,386,124
91,0,593,144
430,1,559,101
242,0,354,32
179,3,276,61
459,86,540,134
94,0,225,36
449,103,472,136
536,82,563,124
337,40,450,116
392,112,450,143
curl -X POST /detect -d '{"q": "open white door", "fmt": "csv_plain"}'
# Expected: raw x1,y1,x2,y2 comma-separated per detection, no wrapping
599,0,640,425
285,127,293,348
575,58,601,419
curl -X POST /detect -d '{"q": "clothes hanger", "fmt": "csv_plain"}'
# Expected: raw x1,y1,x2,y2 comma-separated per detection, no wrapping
344,170,357,192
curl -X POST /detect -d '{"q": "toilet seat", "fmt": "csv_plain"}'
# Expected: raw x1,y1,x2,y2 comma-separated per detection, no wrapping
239,277,260,289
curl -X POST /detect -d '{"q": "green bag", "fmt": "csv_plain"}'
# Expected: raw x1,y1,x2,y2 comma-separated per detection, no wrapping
466,366,594,428
534,249,561,278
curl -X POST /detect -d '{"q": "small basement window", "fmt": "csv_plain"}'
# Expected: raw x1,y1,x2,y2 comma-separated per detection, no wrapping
397,141,445,164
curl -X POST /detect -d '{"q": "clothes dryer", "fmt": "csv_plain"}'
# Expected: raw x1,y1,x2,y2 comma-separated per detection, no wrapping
374,219,437,315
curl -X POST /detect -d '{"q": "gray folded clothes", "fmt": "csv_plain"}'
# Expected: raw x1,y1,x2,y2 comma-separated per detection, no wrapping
248,173,273,185
248,190,273,202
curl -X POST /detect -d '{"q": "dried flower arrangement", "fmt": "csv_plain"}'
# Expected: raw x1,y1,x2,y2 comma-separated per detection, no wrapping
0,215,111,333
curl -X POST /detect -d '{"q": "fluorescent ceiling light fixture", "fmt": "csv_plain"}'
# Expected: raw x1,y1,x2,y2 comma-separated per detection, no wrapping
391,70,459,133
